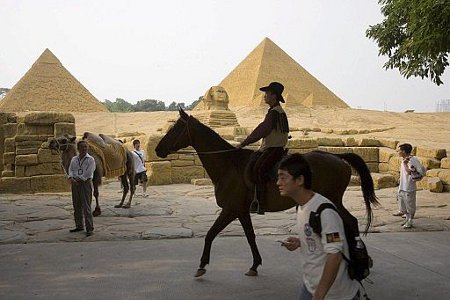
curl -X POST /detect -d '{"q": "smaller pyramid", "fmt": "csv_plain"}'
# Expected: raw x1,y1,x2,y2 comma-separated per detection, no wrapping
0,49,108,112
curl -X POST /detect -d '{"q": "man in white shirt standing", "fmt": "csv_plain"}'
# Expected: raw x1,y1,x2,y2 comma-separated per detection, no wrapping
394,143,424,229
132,139,148,197
68,140,96,237
277,153,360,300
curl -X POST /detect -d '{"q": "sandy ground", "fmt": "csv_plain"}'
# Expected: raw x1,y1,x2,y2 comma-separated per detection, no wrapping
73,107,450,151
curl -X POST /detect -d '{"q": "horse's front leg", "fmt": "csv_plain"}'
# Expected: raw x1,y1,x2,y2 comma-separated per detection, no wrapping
195,210,236,277
238,213,262,276
92,181,101,217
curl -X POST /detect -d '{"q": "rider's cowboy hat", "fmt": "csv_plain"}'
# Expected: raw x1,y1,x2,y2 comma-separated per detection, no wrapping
259,82,285,103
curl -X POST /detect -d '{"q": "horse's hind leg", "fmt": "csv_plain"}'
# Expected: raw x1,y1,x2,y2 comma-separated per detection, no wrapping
114,175,129,208
196,210,236,277
238,213,262,276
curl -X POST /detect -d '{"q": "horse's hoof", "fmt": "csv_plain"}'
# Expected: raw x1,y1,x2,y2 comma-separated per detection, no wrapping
114,204,122,208
194,268,206,277
93,208,101,217
245,269,258,276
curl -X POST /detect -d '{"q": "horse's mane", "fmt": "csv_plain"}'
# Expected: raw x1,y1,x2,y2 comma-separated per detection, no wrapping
190,116,253,171
190,117,235,150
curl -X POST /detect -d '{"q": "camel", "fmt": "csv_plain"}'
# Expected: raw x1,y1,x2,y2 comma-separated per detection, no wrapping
155,108,379,277
49,133,136,216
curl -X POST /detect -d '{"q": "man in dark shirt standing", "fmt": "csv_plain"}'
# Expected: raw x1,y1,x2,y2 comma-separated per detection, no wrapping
237,82,289,214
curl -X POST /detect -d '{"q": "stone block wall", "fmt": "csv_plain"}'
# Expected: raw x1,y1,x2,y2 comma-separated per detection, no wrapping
0,112,75,193
142,133,448,192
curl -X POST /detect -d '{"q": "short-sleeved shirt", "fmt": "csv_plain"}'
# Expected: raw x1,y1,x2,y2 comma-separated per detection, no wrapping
399,156,423,192
132,150,146,173
297,193,359,299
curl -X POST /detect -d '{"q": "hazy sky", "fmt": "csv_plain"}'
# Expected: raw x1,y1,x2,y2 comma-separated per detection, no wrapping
1,0,449,112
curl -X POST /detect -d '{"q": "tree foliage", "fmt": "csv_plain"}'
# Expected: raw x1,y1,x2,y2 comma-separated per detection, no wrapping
135,99,166,111
366,0,450,85
102,97,199,112
103,98,135,112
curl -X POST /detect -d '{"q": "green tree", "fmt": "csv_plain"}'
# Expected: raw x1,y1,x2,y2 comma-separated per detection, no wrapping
167,101,178,111
134,99,166,111
103,98,135,112
366,0,450,85
186,96,202,110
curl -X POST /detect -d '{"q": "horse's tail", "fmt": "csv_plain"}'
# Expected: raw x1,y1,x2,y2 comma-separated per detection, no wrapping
334,153,380,235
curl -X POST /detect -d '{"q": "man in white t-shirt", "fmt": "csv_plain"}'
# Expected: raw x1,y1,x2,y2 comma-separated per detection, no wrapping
394,143,424,229
132,140,148,197
277,153,360,300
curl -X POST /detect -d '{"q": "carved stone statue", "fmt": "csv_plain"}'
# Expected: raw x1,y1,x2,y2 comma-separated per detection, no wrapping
202,86,230,111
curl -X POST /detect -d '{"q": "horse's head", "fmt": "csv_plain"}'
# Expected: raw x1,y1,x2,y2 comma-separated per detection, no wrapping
155,107,192,158
48,134,76,152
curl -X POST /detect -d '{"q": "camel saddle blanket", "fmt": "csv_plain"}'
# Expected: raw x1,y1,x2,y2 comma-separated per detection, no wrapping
83,132,127,178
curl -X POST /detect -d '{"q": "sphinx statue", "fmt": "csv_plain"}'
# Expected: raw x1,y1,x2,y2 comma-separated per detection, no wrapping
187,86,245,138
202,86,230,111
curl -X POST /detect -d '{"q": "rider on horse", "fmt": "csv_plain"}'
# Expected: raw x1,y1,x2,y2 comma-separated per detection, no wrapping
237,82,289,214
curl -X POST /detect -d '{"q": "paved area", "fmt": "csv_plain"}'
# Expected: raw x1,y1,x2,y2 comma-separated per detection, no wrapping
1,182,450,299
1,233,450,299
1,181,449,244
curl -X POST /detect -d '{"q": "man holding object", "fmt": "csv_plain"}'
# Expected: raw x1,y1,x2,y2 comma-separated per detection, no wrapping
276,154,359,300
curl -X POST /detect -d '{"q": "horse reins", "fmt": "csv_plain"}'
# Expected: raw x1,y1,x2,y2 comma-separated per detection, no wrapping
169,116,238,155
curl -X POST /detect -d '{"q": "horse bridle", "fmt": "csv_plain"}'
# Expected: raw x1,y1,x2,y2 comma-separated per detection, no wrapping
168,116,237,155
168,116,192,154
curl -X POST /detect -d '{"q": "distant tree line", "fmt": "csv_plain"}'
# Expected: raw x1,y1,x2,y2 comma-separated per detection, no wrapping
103,97,202,112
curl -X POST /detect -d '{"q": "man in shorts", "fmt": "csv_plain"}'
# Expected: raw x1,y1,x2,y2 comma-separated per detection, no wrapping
132,140,149,197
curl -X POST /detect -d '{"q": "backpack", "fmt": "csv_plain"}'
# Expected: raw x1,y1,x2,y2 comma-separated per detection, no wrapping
309,203,373,282
409,157,426,182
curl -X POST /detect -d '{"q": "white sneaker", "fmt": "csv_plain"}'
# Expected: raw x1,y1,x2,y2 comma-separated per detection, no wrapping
142,193,149,198
403,221,413,229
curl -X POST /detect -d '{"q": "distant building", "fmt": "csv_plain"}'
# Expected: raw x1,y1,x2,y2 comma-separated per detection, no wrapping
435,99,450,112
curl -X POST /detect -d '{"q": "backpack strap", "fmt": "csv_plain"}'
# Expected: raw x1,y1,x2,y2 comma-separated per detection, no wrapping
309,203,352,263
309,203,337,237
134,150,144,164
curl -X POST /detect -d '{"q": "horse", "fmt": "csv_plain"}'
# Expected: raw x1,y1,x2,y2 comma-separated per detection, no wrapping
155,108,379,277
49,133,136,216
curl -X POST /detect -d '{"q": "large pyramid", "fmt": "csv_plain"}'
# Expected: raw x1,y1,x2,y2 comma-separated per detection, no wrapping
0,49,108,112
201,38,349,109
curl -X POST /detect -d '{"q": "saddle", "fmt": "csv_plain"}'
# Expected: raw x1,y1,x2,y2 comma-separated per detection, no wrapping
82,132,127,178
245,149,289,185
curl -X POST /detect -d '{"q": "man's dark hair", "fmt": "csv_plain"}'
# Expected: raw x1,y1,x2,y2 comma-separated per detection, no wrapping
133,139,141,146
398,143,413,154
278,153,312,189
77,140,88,150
